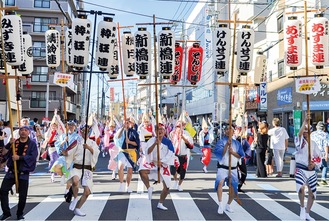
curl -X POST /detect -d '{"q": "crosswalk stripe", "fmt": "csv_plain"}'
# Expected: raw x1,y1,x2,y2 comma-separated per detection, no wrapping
257,184,279,191
126,193,152,220
25,195,63,220
71,194,110,220
209,192,256,220
283,192,329,220
246,192,300,220
136,177,145,194
170,192,205,221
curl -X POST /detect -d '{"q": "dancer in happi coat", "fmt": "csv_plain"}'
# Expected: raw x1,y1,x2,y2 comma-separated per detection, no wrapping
44,122,60,182
169,119,193,191
139,123,175,210
199,118,214,173
295,114,322,221
214,125,245,214
106,118,119,180
52,120,80,186
114,117,140,192
137,113,155,172
0,126,38,220
67,124,100,216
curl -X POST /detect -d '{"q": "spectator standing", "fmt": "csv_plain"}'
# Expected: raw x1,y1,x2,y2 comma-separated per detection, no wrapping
255,122,269,178
310,121,329,185
268,118,289,177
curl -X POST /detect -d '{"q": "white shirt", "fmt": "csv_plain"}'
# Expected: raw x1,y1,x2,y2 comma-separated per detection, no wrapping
268,127,289,150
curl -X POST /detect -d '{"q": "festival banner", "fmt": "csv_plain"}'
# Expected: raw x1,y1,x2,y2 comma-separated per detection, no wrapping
295,77,321,94
53,72,74,88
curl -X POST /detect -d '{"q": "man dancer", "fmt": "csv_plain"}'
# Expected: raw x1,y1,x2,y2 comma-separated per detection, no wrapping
295,115,322,221
310,121,329,185
139,123,175,210
198,118,214,173
67,125,100,216
0,126,38,220
169,120,193,191
214,125,245,214
115,117,140,193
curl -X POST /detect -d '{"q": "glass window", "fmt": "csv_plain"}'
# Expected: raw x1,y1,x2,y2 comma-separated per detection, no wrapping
32,66,48,82
5,0,15,6
30,91,56,108
33,41,46,57
34,0,50,8
278,59,285,78
34,17,58,32
277,14,283,33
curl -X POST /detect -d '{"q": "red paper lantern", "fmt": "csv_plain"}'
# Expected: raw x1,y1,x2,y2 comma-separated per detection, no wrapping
310,14,329,69
170,43,183,84
284,16,302,70
187,43,203,85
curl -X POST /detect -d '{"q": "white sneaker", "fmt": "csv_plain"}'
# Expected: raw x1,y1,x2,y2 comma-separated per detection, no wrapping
157,203,168,211
51,173,55,183
305,213,315,221
118,183,125,192
60,176,65,185
218,203,223,214
203,166,208,173
177,185,183,192
147,187,153,200
126,186,133,193
69,198,78,211
225,204,234,213
171,180,178,189
111,171,116,180
300,207,306,220
74,208,86,217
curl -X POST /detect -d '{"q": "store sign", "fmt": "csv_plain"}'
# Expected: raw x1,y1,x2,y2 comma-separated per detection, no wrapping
295,77,320,94
302,101,329,111
259,82,267,111
293,110,302,136
313,83,329,97
277,87,292,106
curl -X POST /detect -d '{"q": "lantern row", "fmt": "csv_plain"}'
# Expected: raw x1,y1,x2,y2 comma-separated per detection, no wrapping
1,11,34,76
284,14,329,70
44,15,206,84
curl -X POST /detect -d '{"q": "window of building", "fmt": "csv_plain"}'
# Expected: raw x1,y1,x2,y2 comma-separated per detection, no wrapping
32,66,48,82
278,59,285,78
33,41,46,57
34,17,58,32
277,14,283,32
268,70,272,82
5,0,15,6
30,91,56,108
34,0,50,8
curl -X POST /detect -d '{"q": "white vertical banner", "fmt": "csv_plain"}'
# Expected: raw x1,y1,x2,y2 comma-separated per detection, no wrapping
259,82,267,111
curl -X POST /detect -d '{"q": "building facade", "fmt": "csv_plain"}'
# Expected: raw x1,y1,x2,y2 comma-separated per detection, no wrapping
0,0,82,125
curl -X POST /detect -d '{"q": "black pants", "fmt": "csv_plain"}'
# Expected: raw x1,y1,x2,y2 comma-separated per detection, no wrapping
256,148,267,177
0,177,29,217
238,158,247,185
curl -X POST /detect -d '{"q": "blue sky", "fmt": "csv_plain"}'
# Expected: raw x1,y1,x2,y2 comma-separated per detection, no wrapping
83,0,197,33
82,0,198,104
